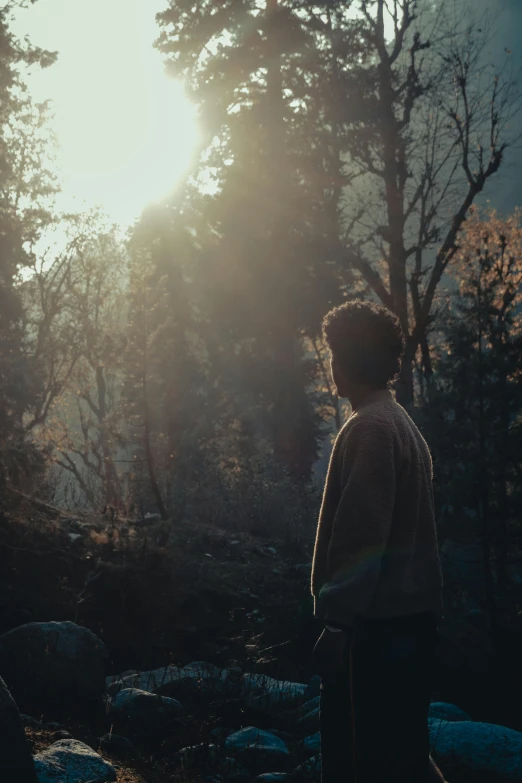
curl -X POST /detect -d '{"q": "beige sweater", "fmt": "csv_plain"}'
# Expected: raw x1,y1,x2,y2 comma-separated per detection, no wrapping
312,390,443,629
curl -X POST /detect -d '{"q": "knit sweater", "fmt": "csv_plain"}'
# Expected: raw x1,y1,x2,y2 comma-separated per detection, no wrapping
312,389,443,629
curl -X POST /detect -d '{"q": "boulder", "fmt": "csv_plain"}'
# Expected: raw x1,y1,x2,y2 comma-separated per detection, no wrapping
293,754,321,782
288,697,320,735
98,733,135,756
429,719,522,781
209,726,234,743
109,688,182,736
241,673,306,710
177,743,250,782
224,727,291,773
107,662,236,701
252,775,290,782
265,729,295,743
184,660,225,677
429,702,472,722
105,670,138,692
34,739,116,783
51,731,73,741
301,732,321,758
0,621,107,710
0,674,37,783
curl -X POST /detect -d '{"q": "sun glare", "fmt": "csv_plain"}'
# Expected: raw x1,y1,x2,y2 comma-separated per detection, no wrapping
56,71,200,223
13,0,201,225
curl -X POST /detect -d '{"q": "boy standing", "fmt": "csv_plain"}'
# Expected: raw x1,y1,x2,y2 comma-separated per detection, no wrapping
312,301,444,782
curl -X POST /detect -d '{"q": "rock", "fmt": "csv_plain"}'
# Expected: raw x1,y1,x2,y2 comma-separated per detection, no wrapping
286,697,320,735
252,775,290,782
241,673,307,710
224,727,291,774
429,702,471,722
98,733,135,756
301,733,321,757
0,674,38,783
51,731,73,741
265,729,295,743
304,676,321,702
21,714,45,729
183,661,225,678
105,670,138,692
291,697,320,721
429,719,522,780
109,688,182,736
293,754,321,782
0,621,108,710
209,727,232,743
266,547,277,555
177,744,250,782
107,662,236,701
34,739,116,783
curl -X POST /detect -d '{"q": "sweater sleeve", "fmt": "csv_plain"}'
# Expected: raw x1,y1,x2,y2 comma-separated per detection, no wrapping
314,417,397,628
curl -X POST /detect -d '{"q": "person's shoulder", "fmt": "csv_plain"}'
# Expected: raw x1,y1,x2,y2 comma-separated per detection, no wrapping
344,407,396,444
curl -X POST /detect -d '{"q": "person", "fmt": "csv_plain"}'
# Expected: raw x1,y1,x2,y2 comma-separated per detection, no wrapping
311,300,445,783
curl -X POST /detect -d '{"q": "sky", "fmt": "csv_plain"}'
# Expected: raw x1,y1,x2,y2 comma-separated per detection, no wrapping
12,0,201,225
463,0,522,214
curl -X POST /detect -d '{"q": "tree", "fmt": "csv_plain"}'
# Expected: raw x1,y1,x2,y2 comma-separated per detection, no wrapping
155,0,347,477
426,208,522,630
330,0,519,405
31,214,128,508
0,3,56,489
157,1,519,410
124,205,208,520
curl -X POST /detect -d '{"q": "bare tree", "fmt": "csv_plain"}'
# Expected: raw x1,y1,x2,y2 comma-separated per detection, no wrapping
28,214,128,508
335,0,520,404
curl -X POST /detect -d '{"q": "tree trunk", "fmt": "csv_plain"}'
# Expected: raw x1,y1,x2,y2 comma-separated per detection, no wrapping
137,308,169,521
477,282,497,631
496,340,510,627
96,365,119,508
395,338,415,409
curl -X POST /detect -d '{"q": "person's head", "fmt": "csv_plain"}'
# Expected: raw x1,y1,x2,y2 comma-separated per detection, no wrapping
322,300,405,403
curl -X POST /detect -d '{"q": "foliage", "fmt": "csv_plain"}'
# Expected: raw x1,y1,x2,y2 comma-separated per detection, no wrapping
155,0,519,407
28,213,128,508
0,4,57,490
425,208,522,627
155,0,349,476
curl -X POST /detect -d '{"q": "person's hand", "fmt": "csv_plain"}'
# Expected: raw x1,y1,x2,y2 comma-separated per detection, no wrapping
313,626,352,677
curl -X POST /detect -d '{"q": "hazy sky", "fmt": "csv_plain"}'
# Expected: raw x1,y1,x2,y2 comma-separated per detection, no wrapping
10,0,522,226
12,0,200,224
461,0,522,213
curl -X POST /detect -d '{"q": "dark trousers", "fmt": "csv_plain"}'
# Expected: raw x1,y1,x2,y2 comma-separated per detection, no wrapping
320,611,438,783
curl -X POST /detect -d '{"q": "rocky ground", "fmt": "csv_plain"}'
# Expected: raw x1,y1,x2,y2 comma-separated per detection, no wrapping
2,497,522,781
2,620,522,782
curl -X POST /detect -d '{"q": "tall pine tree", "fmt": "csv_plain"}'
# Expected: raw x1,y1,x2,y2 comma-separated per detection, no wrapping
0,5,56,491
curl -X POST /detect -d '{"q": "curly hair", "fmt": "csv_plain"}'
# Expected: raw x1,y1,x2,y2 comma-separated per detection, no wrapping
322,300,405,389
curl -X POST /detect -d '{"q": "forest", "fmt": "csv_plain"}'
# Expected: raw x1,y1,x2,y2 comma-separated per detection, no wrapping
1,1,522,782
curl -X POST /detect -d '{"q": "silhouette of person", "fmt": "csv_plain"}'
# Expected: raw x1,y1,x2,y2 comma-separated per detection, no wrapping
312,301,445,783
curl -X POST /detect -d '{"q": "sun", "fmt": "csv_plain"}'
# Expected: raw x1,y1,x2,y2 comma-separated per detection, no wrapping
56,71,201,223
13,0,201,225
